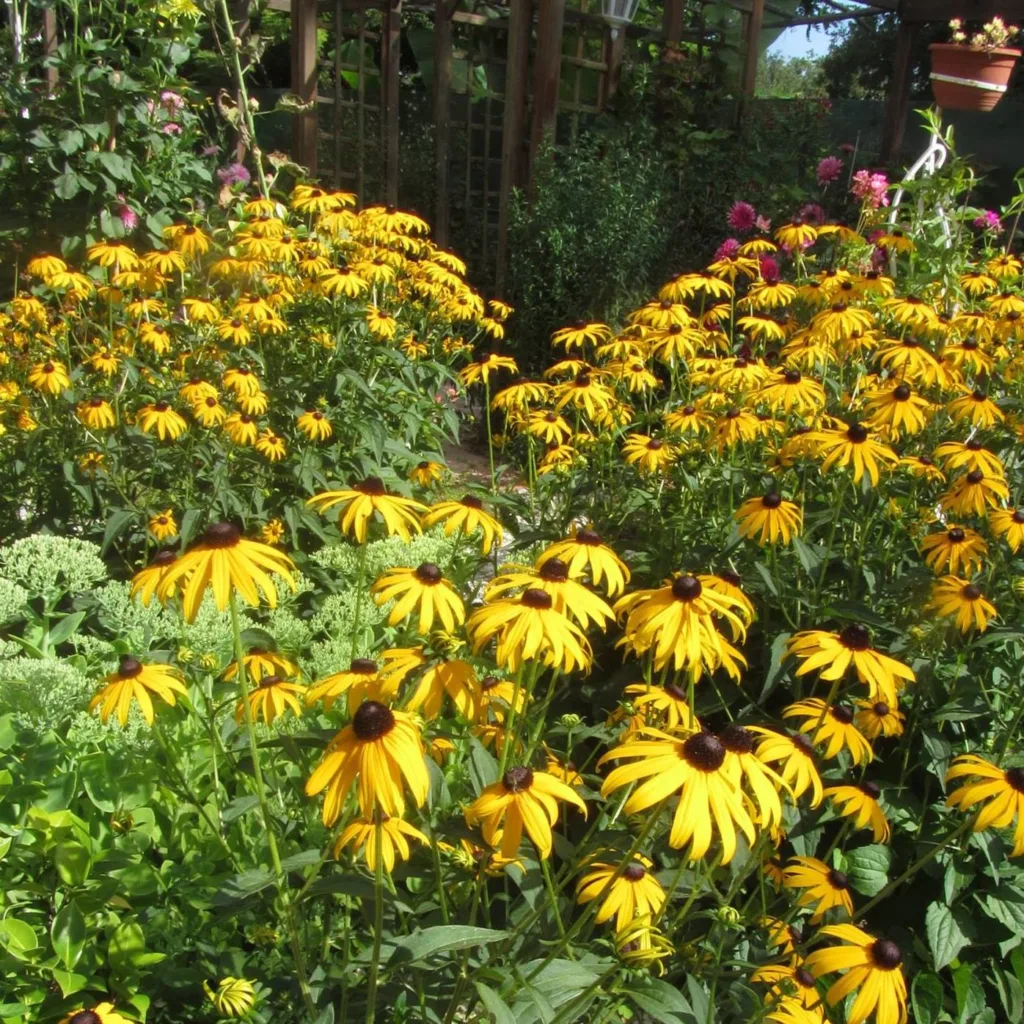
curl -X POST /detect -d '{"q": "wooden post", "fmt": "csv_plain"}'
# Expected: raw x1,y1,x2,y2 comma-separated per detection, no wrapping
881,19,917,165
43,7,58,95
529,0,566,178
291,0,319,174
663,0,684,46
383,0,402,206
601,25,627,108
738,0,765,124
232,0,251,163
496,0,532,292
433,0,453,245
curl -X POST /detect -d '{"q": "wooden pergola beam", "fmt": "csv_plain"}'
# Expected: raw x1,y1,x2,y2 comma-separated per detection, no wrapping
432,0,453,245
880,17,917,163
529,0,566,175
382,0,402,206
291,0,318,173
737,0,765,123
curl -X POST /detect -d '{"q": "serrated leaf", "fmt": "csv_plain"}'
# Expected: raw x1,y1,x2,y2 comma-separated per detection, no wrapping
927,901,970,970
912,972,945,1024
629,977,692,1020
983,885,1024,938
389,925,506,965
844,844,891,896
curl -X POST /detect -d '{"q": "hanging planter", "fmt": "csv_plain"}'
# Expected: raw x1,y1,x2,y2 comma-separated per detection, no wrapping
929,43,1020,112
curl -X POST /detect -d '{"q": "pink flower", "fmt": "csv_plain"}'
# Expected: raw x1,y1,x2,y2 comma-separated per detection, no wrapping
162,122,182,135
799,203,826,227
840,142,856,154
759,255,780,284
817,156,843,187
973,210,1003,232
713,238,740,262
851,169,890,210
727,201,757,234
755,214,772,233
217,162,251,187
114,194,138,232
160,90,184,114
871,246,888,269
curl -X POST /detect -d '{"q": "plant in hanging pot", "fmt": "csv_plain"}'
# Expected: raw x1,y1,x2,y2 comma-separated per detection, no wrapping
930,16,1021,112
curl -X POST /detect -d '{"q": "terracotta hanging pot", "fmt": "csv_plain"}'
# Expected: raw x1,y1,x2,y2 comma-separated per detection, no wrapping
929,43,1021,111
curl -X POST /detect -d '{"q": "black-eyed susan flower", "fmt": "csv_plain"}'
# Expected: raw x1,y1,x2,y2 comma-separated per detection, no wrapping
164,222,211,258
927,575,997,632
786,626,915,708
784,700,873,765
59,1002,132,1024
811,302,874,343
854,699,905,739
130,549,178,607
960,269,998,296
576,854,666,930
823,781,890,843
87,240,139,269
783,856,853,921
756,369,825,415
718,723,788,831
934,439,1004,478
334,814,428,871
89,656,188,726
536,525,630,597
526,409,573,444
255,430,286,461
763,917,805,955
371,563,466,635
203,977,255,1018
735,493,803,546
181,296,220,323
600,729,756,862
614,914,674,975
749,729,823,807
223,366,261,397
77,397,116,430
157,521,296,621
776,220,818,248
919,524,986,575
551,320,611,351
460,351,518,387
622,681,695,729
409,460,445,488
193,396,227,427
664,404,713,437
614,573,747,680
804,925,907,1024
486,557,614,631
939,468,1009,516
222,648,299,684
947,754,1024,855
553,371,614,419
465,765,586,860
224,412,258,446
862,382,932,439
28,360,70,395
751,958,822,1009
180,378,218,405
306,701,428,822
137,401,188,441
297,408,333,442
477,674,529,723
946,387,1005,428
810,422,898,486
650,323,703,364
989,507,1024,552
308,477,426,543
405,658,479,719
622,433,677,475
422,495,503,555
236,674,306,725
261,519,285,545
306,658,392,714
544,750,583,787
466,588,592,673
148,509,177,542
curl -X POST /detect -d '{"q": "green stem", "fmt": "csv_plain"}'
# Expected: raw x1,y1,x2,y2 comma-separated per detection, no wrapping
365,815,386,1023
484,378,497,493
540,855,569,945
350,542,369,661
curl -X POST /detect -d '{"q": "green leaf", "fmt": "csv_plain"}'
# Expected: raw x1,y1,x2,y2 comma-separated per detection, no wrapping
54,168,80,200
51,901,86,968
629,978,693,1021
474,982,517,1024
96,151,130,180
81,753,153,812
928,901,970,970
58,129,85,155
912,972,945,1024
46,610,86,649
108,921,146,974
843,844,891,896
468,737,498,795
953,962,986,1022
983,886,1024,941
50,967,89,997
758,630,791,702
0,919,38,960
101,509,136,555
389,925,506,965
53,841,92,885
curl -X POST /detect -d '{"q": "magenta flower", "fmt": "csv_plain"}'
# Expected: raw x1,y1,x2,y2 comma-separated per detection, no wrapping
160,90,185,114
713,238,740,262
759,255,780,284
817,156,843,187
727,201,757,234
114,194,139,232
973,210,1003,232
851,169,890,210
162,122,182,135
799,203,826,227
217,162,251,187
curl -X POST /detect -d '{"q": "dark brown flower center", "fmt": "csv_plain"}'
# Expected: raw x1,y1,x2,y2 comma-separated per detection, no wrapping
847,423,868,443
827,869,849,890
1014,509,1024,524
502,766,533,792
647,439,663,450
893,383,911,401
118,656,143,678
155,402,170,412
872,702,890,717
948,527,965,543
718,569,742,587
792,732,814,755
672,574,702,601
795,967,816,988
860,780,881,799
682,405,696,415
871,939,903,970
357,476,387,496
481,675,500,691
1005,767,1024,793
522,588,553,609
830,705,854,724
89,397,104,407
963,583,982,601
972,389,987,401
623,862,647,881
352,700,395,740
762,492,782,509
351,658,377,674
258,674,282,689
918,455,934,466
202,522,241,548
576,527,602,545
682,731,726,772
461,494,483,509
69,1013,101,1024
718,723,755,754
840,623,871,650
204,397,217,408
967,469,984,484
784,369,801,384
539,559,569,582
151,549,177,567
665,682,689,702
416,563,442,584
